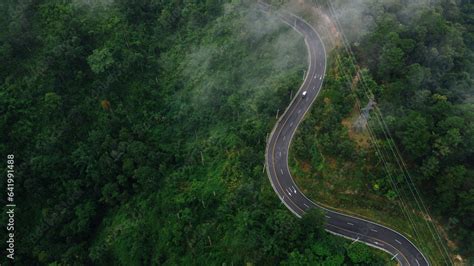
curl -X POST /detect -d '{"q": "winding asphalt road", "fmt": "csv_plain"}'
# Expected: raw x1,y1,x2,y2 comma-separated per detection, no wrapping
259,3,429,265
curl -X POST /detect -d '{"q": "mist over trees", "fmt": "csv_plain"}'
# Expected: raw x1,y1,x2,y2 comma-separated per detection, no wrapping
0,0,389,264
1,0,472,263
355,0,474,256
297,0,474,259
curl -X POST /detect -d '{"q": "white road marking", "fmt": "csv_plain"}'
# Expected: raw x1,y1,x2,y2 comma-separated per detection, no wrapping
347,222,354,226
395,239,402,245
374,241,383,246
303,203,309,208
391,253,398,260
280,168,283,174
289,122,293,127
370,229,378,232
291,186,296,193
325,215,331,219
279,151,282,157
415,259,420,266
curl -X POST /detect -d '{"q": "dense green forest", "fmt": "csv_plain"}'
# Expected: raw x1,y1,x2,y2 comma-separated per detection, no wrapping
0,0,393,264
359,1,474,257
291,0,474,262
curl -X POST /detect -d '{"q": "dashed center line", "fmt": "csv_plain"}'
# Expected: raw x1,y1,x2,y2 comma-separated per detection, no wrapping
347,222,354,226
395,239,402,245
370,229,378,232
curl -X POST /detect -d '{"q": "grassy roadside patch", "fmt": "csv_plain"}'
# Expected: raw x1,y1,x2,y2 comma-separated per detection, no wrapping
289,53,455,265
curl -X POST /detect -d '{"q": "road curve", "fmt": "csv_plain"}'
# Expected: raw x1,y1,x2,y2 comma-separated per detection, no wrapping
259,3,429,265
